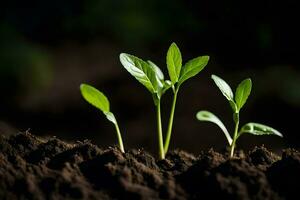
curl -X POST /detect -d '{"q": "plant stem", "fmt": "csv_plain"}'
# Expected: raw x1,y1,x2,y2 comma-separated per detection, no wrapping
230,113,239,157
156,100,165,159
114,121,125,153
164,87,179,154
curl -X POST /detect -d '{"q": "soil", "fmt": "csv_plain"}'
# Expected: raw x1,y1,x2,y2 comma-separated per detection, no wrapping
0,132,299,200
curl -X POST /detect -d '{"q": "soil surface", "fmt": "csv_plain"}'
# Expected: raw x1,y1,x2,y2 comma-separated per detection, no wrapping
0,132,299,200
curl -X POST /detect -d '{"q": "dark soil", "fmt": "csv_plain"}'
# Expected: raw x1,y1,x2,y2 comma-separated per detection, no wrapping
0,132,299,200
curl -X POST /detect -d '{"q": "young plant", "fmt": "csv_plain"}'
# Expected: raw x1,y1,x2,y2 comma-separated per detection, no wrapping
196,74,283,157
80,83,124,153
164,43,209,153
119,43,209,159
119,53,171,159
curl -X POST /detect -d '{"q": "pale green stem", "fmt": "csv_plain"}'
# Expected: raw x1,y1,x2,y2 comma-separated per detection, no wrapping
164,87,179,154
230,113,239,157
156,100,165,159
114,122,125,153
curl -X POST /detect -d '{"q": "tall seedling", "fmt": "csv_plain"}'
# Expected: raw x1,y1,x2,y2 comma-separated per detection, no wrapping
120,54,171,159
164,43,209,153
120,43,209,159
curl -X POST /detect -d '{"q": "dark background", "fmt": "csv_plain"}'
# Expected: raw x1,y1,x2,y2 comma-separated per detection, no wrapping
0,0,299,156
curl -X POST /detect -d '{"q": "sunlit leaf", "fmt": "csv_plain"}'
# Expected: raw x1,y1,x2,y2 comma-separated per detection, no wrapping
211,74,234,101
196,110,232,145
147,60,164,81
239,122,283,138
235,78,252,110
120,53,160,94
178,56,209,86
80,84,110,113
167,42,182,83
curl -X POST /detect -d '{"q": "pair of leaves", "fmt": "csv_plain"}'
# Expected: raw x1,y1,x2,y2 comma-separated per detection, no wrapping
80,84,117,124
196,111,283,145
211,75,252,112
120,43,209,100
167,43,209,86
120,53,170,100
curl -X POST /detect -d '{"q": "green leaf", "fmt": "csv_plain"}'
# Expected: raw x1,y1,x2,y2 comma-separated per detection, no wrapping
167,42,182,83
196,111,232,145
211,74,234,101
178,56,209,86
80,84,110,113
147,60,164,81
120,53,160,94
239,122,283,138
147,60,172,99
235,78,252,110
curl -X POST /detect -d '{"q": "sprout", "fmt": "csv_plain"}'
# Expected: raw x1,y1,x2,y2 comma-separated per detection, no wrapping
196,75,282,157
120,43,209,159
80,84,124,153
164,43,209,154
119,53,171,159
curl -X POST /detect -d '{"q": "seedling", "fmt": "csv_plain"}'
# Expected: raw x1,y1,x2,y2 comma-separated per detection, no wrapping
196,75,282,157
120,53,171,159
120,42,209,159
164,43,209,154
80,83,124,153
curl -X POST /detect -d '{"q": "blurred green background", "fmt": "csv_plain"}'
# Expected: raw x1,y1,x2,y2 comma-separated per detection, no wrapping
1,0,299,154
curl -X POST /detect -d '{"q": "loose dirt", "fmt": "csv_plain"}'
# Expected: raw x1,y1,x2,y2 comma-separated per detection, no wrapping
0,132,299,199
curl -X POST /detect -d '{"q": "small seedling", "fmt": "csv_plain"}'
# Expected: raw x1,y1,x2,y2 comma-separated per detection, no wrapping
80,83,124,153
120,42,209,159
196,74,282,157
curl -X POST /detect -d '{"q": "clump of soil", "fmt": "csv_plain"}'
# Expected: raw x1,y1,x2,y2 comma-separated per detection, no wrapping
0,132,299,200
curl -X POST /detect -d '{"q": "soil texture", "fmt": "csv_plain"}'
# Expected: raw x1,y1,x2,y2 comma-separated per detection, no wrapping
0,132,299,200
